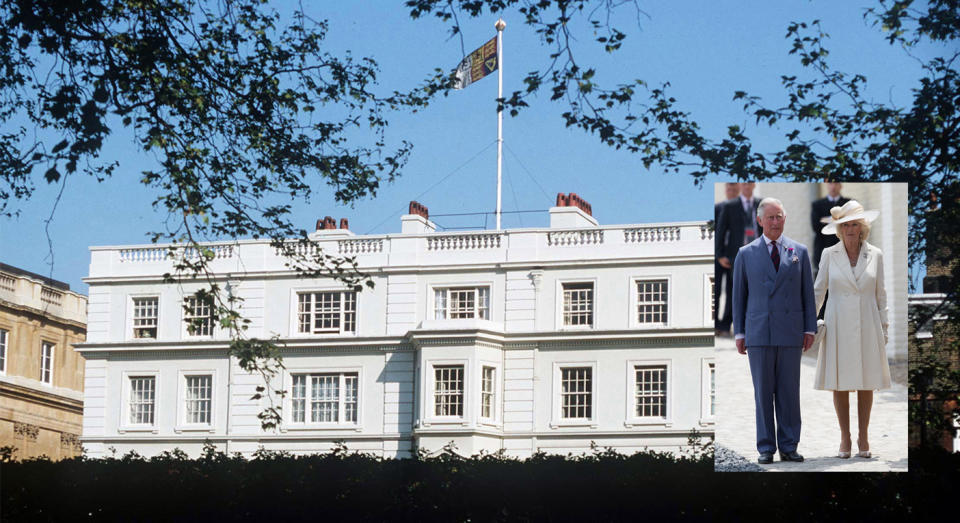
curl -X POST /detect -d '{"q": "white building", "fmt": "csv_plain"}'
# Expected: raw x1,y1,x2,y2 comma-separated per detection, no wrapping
78,198,715,458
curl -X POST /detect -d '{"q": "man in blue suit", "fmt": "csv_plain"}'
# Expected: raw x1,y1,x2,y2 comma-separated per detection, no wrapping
732,197,817,464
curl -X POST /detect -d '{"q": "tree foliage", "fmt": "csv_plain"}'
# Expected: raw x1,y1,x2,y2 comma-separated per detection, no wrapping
409,0,960,437
0,0,450,428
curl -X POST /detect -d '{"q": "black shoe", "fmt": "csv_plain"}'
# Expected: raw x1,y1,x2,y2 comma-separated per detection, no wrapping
779,450,804,462
758,452,774,464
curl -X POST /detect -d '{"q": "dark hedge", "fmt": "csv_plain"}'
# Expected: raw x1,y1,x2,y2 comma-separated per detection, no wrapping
1,443,957,522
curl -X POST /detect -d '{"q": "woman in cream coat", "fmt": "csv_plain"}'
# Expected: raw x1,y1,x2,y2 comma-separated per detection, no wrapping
813,200,891,459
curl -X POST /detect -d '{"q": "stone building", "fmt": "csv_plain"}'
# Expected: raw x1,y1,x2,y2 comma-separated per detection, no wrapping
0,263,87,460
78,197,716,458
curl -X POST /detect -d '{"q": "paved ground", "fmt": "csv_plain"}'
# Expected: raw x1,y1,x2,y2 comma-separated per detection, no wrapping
714,335,908,472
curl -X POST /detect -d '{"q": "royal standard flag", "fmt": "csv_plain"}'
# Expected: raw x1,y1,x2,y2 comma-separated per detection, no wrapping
453,36,498,89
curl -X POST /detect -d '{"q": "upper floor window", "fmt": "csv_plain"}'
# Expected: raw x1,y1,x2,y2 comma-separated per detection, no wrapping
480,366,495,419
297,291,356,335
434,287,490,320
290,372,358,424
184,375,212,425
562,282,593,327
133,297,159,339
0,329,7,374
129,376,156,425
184,296,214,337
433,365,464,417
560,367,592,419
636,280,668,325
635,364,668,418
40,342,54,384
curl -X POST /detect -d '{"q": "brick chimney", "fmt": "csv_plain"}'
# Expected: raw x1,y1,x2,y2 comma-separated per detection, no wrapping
310,215,353,238
550,192,598,228
401,200,437,234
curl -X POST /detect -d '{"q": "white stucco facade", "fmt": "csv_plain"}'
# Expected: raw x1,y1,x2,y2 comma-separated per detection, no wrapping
79,206,715,458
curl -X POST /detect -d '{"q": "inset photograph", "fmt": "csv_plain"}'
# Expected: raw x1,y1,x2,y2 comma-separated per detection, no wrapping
714,182,908,471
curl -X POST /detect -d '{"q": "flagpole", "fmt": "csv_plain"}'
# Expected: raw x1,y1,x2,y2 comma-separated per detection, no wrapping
495,18,505,230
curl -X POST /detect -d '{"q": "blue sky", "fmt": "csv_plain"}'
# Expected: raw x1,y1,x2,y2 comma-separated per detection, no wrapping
0,1,945,293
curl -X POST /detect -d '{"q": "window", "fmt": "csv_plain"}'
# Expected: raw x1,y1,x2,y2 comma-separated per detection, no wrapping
562,282,593,327
133,297,159,338
297,291,356,334
434,287,490,320
40,342,54,384
290,372,358,424
184,296,213,337
185,375,212,424
635,365,668,418
434,365,464,417
561,367,592,419
636,280,668,324
481,366,495,419
0,329,7,374
129,376,156,425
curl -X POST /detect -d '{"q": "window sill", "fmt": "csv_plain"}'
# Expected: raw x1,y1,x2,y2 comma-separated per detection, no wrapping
118,426,158,434
698,419,716,427
422,419,469,428
174,426,215,434
281,424,362,432
624,419,672,428
288,332,358,338
550,421,598,429
558,325,595,331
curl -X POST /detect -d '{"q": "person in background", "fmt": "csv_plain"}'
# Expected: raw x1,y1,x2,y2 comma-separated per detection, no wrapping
714,182,740,335
811,182,850,276
715,182,761,336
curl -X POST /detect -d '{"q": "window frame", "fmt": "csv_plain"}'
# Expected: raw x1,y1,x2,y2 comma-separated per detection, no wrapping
556,279,597,330
119,370,160,433
128,294,161,340
281,366,363,431
630,275,672,328
182,294,215,339
700,358,716,425
478,362,501,425
431,284,492,320
175,370,216,432
289,288,359,337
551,361,598,428
0,328,8,375
423,359,470,426
40,341,54,385
625,359,673,427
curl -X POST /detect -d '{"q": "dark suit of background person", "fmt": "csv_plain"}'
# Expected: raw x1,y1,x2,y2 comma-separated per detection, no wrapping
810,185,849,320
713,184,740,332
811,190,850,275
714,188,761,334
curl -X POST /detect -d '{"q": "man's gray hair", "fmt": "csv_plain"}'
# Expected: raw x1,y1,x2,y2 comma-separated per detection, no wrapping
756,197,785,218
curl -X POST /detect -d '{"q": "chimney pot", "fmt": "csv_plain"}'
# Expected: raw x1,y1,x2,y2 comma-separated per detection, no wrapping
339,218,349,230
409,200,429,219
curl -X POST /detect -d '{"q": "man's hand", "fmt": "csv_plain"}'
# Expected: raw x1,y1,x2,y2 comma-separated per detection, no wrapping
736,338,746,354
718,257,732,269
802,333,815,352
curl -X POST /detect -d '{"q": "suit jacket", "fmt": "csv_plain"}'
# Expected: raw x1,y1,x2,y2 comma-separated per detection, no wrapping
715,197,762,262
810,195,850,268
732,235,817,347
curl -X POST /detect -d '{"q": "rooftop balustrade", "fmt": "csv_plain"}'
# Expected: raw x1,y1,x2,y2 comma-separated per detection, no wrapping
87,222,712,281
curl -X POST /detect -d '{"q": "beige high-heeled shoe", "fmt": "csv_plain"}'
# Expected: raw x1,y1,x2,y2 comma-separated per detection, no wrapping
856,438,871,458
837,448,851,459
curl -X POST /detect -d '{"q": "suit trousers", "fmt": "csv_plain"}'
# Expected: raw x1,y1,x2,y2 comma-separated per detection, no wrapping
746,346,802,454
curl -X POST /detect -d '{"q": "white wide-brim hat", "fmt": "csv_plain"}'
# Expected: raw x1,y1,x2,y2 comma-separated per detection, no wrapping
820,199,880,235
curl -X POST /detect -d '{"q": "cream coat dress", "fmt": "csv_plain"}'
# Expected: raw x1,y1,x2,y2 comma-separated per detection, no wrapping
813,241,892,390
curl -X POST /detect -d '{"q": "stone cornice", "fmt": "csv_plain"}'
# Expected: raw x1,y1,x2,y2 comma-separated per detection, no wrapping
0,380,84,414
76,328,713,354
